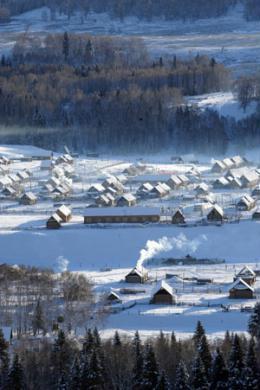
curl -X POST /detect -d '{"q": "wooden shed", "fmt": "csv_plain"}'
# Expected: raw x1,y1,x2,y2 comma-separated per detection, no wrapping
167,175,182,190
117,194,136,207
20,192,37,205
229,278,254,299
172,210,185,224
56,205,72,222
150,281,176,305
236,195,256,211
234,266,256,286
46,214,62,229
207,205,224,222
125,267,148,284
211,160,226,173
106,291,122,304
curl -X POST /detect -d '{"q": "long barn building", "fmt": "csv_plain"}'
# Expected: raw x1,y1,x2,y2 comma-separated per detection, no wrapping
84,207,161,224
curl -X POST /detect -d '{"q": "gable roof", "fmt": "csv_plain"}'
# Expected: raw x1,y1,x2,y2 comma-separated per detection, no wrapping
153,280,175,296
229,278,254,292
236,266,256,278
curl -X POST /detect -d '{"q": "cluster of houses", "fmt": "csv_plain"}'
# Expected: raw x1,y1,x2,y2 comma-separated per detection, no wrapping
211,155,248,174
137,174,190,199
106,265,258,306
42,154,74,198
46,204,72,229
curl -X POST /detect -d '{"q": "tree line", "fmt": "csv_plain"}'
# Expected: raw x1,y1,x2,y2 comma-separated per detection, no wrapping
0,0,238,21
0,304,259,389
0,33,230,153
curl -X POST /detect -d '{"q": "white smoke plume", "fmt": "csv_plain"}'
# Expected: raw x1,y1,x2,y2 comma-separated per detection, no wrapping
136,233,207,269
56,256,69,272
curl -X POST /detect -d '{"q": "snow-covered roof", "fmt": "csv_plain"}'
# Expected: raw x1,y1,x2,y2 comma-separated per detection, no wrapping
118,193,136,202
88,184,105,193
237,195,255,207
168,175,182,185
138,182,153,192
22,192,37,201
48,213,62,223
229,278,254,292
214,177,229,186
153,280,175,296
208,204,224,217
223,158,234,168
84,207,160,217
57,205,71,217
178,174,189,184
236,266,256,278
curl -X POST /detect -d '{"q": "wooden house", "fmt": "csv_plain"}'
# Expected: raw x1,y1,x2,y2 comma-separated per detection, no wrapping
211,160,226,173
195,183,209,196
56,205,72,222
20,192,37,205
2,186,16,197
167,175,182,190
229,278,254,299
213,177,229,189
150,184,167,198
137,182,153,197
46,213,62,229
125,267,148,284
172,209,185,224
234,266,256,286
252,209,260,220
231,155,245,168
177,174,189,186
150,281,176,305
236,195,256,211
106,291,122,304
240,172,259,188
251,185,260,198
207,205,224,222
223,158,234,169
88,184,105,196
117,194,136,207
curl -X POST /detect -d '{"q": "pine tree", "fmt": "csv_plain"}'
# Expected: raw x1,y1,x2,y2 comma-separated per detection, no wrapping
210,348,228,390
198,334,212,378
132,331,144,390
63,32,70,62
113,331,121,347
193,321,205,348
243,338,259,389
156,370,170,390
82,329,95,356
141,344,160,390
191,355,209,390
0,327,9,388
69,356,81,390
84,350,104,389
248,303,260,340
175,360,190,390
228,334,245,390
7,354,26,390
32,300,45,335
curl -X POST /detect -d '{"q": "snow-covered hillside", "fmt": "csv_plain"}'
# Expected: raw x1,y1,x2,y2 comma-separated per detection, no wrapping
0,4,260,75
186,92,257,120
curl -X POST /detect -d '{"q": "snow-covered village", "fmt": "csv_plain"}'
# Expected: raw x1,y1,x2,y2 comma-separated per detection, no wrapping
0,0,260,389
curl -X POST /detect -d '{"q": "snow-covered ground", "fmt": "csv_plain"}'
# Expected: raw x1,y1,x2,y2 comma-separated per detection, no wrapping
0,144,259,338
186,92,257,120
0,4,260,74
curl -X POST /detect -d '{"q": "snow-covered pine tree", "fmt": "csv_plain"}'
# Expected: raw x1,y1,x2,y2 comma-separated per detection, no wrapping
69,356,82,390
191,355,209,390
197,334,212,378
0,328,9,389
210,348,228,390
193,321,206,348
175,360,190,390
132,331,144,390
7,354,26,390
248,303,260,340
243,338,259,390
141,344,160,390
156,370,170,390
113,331,122,347
228,334,245,390
84,350,104,389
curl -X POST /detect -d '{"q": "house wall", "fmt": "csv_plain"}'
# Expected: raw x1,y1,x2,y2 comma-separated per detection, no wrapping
229,289,254,299
84,215,160,224
151,292,175,305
